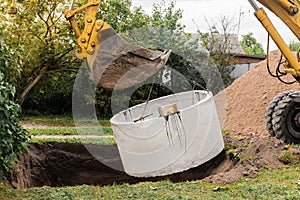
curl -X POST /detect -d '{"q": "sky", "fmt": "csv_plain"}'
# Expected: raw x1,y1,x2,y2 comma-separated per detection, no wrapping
131,0,298,51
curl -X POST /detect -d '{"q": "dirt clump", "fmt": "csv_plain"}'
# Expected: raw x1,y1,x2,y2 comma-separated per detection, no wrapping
204,134,294,184
215,50,300,136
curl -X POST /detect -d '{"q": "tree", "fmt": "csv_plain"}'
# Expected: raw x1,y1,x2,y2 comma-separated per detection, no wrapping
241,33,265,56
0,27,21,84
199,16,239,87
96,0,150,33
0,0,166,111
0,25,28,180
123,1,206,90
0,0,79,105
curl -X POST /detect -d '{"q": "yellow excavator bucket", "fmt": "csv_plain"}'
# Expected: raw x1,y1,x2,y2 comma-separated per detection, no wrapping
88,27,171,89
65,0,171,90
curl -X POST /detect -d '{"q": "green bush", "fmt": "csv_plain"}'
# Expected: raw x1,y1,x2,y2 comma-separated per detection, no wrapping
0,73,29,180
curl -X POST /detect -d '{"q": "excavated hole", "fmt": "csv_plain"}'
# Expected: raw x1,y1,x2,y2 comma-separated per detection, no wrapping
7,134,298,188
6,142,230,189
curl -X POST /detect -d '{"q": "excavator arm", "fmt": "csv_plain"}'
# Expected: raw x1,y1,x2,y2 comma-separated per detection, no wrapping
249,0,300,81
64,0,171,90
65,0,111,59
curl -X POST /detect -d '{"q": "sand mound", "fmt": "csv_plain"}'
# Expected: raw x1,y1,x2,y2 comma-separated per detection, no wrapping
215,50,300,136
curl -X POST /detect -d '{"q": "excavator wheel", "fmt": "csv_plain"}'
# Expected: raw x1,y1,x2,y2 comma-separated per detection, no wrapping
266,91,300,144
265,91,294,137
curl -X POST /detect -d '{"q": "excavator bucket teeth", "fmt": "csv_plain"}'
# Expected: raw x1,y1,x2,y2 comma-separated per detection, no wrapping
87,27,171,90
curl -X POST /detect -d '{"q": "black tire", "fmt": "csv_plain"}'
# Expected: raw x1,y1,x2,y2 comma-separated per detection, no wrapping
265,91,294,137
271,91,300,144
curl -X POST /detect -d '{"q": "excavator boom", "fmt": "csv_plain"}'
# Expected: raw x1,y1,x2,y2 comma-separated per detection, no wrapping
249,0,300,80
256,0,300,40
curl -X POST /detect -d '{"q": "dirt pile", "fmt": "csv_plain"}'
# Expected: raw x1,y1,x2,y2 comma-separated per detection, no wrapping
205,134,291,184
215,50,300,136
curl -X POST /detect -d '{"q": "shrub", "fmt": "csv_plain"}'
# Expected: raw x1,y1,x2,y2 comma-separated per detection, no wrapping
0,73,29,180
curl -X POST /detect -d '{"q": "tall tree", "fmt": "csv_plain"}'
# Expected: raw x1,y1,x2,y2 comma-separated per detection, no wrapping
0,0,156,107
0,0,79,105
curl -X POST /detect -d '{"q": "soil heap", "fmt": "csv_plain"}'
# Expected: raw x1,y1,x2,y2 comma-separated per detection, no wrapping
215,50,300,136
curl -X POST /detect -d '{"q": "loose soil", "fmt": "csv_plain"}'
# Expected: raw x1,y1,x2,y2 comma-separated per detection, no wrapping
8,50,300,188
215,50,300,135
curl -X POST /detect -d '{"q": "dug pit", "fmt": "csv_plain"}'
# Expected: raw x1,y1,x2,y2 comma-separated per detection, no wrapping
6,134,299,189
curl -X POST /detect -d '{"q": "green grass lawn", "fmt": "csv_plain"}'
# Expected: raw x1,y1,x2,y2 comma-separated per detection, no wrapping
22,115,113,139
27,127,113,136
29,137,116,145
22,115,115,145
21,115,111,127
1,166,299,200
16,115,300,199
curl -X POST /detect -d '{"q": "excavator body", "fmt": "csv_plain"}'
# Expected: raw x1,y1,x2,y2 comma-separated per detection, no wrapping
249,0,300,143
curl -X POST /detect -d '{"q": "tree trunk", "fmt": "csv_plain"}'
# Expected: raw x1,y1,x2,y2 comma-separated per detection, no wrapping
18,73,45,106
